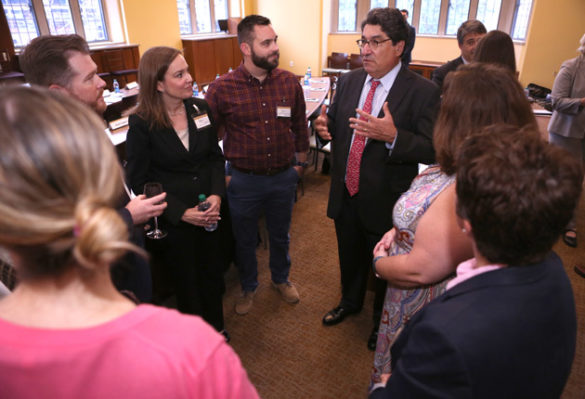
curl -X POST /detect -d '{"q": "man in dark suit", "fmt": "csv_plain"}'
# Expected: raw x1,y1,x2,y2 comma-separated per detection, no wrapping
314,7,439,350
400,9,416,65
431,19,486,90
19,35,166,302
370,126,581,398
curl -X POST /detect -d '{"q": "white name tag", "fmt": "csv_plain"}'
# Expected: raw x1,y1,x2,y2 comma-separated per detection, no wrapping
193,114,211,129
277,106,291,118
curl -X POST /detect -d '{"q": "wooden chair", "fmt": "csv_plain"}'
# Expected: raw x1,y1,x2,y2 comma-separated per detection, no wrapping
349,53,363,69
327,52,349,69
102,49,138,88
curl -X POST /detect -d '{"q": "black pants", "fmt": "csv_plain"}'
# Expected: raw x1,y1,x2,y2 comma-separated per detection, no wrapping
159,223,225,331
334,188,399,325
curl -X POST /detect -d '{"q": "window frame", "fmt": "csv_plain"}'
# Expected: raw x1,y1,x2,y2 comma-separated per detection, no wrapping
3,0,118,49
331,0,533,43
179,0,235,36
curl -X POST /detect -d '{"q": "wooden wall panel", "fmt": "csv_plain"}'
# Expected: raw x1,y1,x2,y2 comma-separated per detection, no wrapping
182,36,241,85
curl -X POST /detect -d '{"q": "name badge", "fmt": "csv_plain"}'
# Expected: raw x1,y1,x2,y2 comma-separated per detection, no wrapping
277,106,291,118
193,113,211,130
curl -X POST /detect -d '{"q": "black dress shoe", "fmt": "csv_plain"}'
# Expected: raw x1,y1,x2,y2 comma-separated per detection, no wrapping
563,229,577,248
322,306,357,326
367,327,378,351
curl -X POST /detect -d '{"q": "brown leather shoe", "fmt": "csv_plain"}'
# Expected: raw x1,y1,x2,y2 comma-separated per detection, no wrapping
235,289,257,315
574,265,585,278
272,282,300,304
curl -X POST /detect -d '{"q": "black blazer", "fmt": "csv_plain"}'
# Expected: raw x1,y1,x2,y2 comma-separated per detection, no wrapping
126,98,225,227
431,56,464,90
325,65,440,234
371,252,576,399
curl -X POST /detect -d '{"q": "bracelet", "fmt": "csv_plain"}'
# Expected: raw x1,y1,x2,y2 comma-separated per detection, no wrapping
372,255,385,279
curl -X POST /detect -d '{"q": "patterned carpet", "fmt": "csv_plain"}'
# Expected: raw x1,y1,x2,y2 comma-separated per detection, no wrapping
222,165,585,399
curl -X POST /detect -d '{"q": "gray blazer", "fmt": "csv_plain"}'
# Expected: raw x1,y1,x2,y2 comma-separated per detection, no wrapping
548,54,585,139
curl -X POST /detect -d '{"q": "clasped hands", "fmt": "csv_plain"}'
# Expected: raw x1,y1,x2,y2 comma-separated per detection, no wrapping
313,102,398,143
373,228,396,259
181,194,221,228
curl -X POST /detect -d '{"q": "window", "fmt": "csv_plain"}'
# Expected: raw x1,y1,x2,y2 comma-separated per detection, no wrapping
395,0,413,21
2,0,39,47
476,0,502,31
511,0,532,41
445,0,471,35
370,0,387,8
338,0,357,32
177,0,232,35
419,0,441,35
332,0,533,42
2,0,114,47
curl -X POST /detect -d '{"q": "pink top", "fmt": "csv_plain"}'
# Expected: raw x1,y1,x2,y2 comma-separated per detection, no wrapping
446,257,506,290
0,304,259,399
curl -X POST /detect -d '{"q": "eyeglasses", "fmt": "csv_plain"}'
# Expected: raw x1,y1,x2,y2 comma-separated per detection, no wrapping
356,38,392,49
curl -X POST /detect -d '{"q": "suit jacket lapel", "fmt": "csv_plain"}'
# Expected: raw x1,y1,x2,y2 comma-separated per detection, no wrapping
380,64,412,118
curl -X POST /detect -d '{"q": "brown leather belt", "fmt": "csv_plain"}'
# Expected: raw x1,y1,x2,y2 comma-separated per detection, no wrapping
232,164,291,176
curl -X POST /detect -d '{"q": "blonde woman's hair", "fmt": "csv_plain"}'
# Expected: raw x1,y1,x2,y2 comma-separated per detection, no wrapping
0,86,137,278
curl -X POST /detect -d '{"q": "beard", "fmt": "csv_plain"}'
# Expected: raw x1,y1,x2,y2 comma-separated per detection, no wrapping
251,48,279,71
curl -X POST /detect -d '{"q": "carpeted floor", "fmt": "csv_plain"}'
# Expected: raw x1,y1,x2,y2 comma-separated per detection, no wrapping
221,165,585,399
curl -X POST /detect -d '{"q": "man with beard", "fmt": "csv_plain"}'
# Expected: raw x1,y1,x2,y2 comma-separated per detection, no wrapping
206,15,308,315
19,35,166,302
314,7,439,350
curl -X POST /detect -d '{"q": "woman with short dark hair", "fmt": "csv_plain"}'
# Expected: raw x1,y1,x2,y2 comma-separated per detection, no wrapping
370,124,580,398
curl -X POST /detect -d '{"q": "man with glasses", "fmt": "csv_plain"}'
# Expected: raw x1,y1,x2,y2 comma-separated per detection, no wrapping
431,19,487,90
314,7,439,350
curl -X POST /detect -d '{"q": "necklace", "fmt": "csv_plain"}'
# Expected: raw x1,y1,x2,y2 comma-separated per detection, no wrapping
168,108,185,116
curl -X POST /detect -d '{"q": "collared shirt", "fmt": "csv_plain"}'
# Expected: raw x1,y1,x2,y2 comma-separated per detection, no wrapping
446,257,506,290
205,64,308,171
346,61,402,166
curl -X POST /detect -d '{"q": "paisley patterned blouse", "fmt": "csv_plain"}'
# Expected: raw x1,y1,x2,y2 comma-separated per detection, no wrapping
371,165,455,384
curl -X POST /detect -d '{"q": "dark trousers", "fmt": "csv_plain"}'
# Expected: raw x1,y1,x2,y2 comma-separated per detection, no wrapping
162,224,225,331
227,167,299,292
334,187,397,325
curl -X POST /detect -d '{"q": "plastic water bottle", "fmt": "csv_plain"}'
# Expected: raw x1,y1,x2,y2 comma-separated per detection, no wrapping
113,79,120,94
307,66,312,79
228,67,233,73
215,73,220,80
303,72,309,86
192,82,199,97
198,194,218,232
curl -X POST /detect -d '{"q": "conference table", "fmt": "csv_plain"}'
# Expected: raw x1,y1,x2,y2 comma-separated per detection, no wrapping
303,76,330,118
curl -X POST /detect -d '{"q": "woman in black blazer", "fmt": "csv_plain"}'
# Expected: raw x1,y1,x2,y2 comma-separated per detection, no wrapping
126,47,227,338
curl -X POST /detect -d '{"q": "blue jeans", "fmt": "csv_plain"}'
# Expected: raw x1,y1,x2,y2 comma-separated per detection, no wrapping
227,167,299,292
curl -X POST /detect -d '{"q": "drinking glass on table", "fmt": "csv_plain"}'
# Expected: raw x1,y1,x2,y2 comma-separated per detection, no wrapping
144,182,167,239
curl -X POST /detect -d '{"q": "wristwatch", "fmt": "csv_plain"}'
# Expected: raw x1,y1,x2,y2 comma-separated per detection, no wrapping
295,161,309,168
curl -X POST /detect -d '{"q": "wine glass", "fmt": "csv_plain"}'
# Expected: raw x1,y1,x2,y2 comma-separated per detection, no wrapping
144,182,167,239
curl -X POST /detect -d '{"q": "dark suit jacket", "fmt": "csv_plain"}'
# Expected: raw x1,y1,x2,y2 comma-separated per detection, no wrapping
371,252,576,399
402,25,416,65
431,56,463,90
126,97,225,227
325,66,440,235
